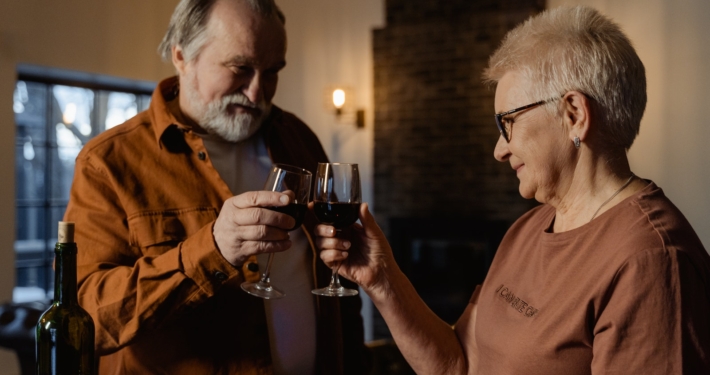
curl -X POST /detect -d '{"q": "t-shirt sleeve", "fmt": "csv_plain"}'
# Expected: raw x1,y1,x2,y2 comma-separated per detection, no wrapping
454,284,481,375
591,248,708,374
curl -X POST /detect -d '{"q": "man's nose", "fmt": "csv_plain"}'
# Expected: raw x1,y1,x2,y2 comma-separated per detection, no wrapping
242,74,263,105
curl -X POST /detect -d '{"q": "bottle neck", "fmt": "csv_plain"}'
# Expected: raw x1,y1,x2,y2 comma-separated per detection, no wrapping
54,243,78,305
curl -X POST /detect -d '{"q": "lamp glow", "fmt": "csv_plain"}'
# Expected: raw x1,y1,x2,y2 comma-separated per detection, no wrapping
332,89,345,109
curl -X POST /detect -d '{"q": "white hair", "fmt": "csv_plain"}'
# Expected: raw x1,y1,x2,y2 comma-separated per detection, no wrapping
484,6,647,149
157,0,285,63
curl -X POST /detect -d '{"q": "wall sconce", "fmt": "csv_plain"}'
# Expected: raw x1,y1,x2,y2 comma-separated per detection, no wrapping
333,89,346,116
330,87,365,129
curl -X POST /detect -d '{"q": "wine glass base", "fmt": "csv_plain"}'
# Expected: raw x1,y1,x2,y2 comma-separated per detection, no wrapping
241,280,285,299
311,286,359,297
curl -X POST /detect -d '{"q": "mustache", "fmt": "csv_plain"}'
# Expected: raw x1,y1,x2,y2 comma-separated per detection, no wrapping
216,93,269,113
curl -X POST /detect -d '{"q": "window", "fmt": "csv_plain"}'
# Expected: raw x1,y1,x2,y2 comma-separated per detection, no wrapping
13,65,155,302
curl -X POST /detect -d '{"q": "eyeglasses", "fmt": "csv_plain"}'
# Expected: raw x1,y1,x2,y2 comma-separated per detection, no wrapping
494,97,559,142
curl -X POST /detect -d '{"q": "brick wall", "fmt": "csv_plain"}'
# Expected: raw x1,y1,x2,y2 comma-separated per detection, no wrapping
373,0,545,231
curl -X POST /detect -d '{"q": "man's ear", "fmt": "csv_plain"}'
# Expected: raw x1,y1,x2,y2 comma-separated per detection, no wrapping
172,45,188,75
562,91,591,144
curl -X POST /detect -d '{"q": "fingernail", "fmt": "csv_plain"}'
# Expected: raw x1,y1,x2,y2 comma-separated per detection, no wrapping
343,240,351,249
341,251,349,258
280,195,289,204
328,227,335,235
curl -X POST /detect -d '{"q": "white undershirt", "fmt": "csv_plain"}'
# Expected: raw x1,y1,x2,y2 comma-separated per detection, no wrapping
200,132,317,375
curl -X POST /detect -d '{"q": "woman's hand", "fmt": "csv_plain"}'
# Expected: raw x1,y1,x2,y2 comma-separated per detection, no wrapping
314,203,399,299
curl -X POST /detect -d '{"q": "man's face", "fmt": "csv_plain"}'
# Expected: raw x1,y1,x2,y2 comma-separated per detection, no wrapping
175,0,287,142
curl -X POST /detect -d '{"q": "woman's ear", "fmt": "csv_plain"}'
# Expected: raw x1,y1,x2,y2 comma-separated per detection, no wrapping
562,91,591,144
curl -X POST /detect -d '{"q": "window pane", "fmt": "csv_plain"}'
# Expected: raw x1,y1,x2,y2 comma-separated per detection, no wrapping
139,94,152,112
16,142,47,201
15,206,46,242
15,81,48,142
50,146,80,201
15,264,51,302
51,85,94,145
100,91,138,131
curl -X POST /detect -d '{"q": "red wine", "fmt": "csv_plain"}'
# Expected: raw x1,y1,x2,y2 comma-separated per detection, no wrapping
314,202,361,229
268,203,307,231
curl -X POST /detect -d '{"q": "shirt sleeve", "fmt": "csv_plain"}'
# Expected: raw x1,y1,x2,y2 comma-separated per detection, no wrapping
591,248,710,374
65,154,243,355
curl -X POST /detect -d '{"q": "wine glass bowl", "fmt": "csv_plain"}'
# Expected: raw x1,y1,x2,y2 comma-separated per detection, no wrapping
241,164,312,299
311,163,361,297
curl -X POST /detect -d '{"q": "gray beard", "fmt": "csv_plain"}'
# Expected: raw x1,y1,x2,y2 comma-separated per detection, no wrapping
186,86,271,143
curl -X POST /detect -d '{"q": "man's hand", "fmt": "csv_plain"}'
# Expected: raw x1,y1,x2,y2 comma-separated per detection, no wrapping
213,191,295,266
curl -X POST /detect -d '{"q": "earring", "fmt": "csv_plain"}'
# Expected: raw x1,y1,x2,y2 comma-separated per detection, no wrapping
573,136,580,149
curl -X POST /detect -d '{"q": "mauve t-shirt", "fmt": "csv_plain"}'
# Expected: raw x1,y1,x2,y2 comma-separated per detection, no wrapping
456,181,710,374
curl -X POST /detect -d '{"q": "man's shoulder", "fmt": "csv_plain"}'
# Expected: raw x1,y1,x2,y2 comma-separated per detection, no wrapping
266,106,323,146
78,110,157,160
269,106,314,133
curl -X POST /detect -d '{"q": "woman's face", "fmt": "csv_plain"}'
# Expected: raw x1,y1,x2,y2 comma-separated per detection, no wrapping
493,71,574,204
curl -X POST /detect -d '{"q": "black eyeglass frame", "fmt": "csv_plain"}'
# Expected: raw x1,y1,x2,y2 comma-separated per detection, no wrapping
494,96,559,142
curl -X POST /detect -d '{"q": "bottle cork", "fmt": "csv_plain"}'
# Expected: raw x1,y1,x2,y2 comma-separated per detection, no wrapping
58,221,75,243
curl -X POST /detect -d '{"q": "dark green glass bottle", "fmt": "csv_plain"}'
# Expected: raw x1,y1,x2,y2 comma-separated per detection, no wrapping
36,221,96,375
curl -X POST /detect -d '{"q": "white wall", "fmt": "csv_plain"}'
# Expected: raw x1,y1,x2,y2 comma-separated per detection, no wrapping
547,0,710,249
0,0,383,373
275,0,384,208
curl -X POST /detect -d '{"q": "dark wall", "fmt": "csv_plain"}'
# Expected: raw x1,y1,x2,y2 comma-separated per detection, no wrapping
372,0,545,341
373,0,544,228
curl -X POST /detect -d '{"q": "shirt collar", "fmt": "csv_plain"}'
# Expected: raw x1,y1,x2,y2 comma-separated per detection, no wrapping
149,76,195,148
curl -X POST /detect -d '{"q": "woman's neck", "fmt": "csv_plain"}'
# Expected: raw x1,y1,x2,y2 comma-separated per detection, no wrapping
549,152,643,233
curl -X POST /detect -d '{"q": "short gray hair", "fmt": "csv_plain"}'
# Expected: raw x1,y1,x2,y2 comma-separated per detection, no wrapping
483,6,646,150
158,0,285,63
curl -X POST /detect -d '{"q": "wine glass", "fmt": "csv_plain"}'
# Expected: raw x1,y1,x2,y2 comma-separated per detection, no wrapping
311,163,361,297
241,163,312,299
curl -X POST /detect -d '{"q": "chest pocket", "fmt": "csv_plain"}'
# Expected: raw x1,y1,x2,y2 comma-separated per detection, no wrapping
127,207,218,251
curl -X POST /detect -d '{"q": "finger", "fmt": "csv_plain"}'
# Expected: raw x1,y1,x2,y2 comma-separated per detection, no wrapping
316,237,351,251
234,224,291,241
233,207,295,229
242,240,292,255
315,224,337,237
281,190,296,202
320,249,349,264
230,190,290,209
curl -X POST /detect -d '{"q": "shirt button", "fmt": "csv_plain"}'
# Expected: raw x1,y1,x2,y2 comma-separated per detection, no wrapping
198,151,206,160
247,262,259,272
213,271,227,281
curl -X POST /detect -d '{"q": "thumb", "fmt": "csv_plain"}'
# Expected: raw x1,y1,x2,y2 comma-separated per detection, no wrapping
359,203,384,238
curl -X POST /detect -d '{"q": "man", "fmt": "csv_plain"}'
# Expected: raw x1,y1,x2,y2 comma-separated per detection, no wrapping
64,0,369,373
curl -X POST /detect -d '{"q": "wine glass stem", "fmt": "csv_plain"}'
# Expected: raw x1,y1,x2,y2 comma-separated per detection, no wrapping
329,263,343,289
260,253,275,283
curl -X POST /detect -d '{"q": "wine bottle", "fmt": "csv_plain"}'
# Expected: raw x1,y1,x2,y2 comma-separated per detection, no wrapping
36,221,96,375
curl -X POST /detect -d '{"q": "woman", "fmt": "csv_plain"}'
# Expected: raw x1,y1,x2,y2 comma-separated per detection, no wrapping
316,6,710,375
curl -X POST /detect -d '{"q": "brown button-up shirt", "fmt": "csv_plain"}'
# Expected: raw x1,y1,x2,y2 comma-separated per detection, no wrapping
65,77,368,374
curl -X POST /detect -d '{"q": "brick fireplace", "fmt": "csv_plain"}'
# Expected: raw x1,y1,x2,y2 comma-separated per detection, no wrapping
372,0,545,340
